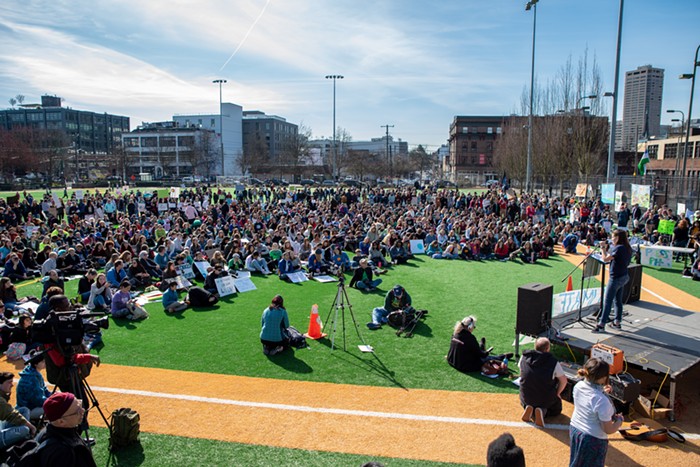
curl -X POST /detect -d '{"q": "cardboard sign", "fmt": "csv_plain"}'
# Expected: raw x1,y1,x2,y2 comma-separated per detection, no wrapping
214,275,237,297
194,261,211,278
233,277,257,292
164,275,192,290
640,246,672,268
312,275,336,283
658,220,676,236
630,184,651,209
409,239,425,255
169,187,180,199
158,203,168,212
601,183,615,204
574,184,589,198
286,271,308,283
177,264,196,279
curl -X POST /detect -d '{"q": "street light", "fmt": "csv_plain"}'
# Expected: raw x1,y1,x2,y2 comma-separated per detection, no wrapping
679,44,700,187
212,79,227,177
606,0,624,181
325,75,343,180
668,109,686,174
576,94,598,110
525,0,538,193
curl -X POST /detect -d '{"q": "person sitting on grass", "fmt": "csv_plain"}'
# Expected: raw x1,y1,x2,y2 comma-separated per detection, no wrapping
41,270,65,298
204,264,228,295
349,259,382,292
307,248,330,276
111,280,136,319
162,281,188,314
16,351,51,422
278,251,301,281
367,284,411,330
77,269,97,304
446,316,513,373
260,295,289,356
86,273,112,312
3,253,28,282
245,251,272,275
0,371,35,449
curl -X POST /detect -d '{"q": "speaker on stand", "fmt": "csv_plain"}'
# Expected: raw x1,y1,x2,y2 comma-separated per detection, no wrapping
515,283,553,356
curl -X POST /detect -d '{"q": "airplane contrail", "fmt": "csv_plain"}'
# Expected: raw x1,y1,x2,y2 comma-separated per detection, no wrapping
220,0,272,71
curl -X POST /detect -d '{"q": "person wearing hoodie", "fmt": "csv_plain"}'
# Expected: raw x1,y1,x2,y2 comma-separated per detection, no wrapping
16,352,51,421
518,337,568,428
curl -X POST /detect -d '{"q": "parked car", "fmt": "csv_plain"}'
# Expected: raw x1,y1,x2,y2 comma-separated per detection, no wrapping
435,180,457,188
265,178,289,186
182,176,195,184
485,179,500,188
340,179,365,188
248,178,264,186
321,180,336,187
299,179,317,186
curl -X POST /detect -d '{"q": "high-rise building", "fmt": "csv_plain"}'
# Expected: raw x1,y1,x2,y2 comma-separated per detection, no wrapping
621,65,664,151
173,103,243,176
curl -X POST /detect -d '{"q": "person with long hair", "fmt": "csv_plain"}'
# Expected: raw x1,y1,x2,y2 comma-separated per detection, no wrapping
446,315,512,372
594,229,633,332
569,358,623,467
260,295,289,356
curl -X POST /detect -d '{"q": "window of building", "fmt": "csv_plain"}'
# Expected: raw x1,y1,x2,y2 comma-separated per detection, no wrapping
178,136,194,147
470,141,477,152
487,127,493,134
124,137,140,147
142,137,158,147
211,118,216,127
160,136,176,147
462,127,468,133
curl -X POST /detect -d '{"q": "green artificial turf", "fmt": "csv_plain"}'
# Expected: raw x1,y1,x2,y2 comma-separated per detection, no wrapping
18,255,586,394
638,259,699,297
87,427,473,467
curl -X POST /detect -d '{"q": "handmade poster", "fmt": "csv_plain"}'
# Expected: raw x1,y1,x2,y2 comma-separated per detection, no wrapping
630,184,651,209
574,183,589,198
286,271,309,283
166,275,192,290
169,187,180,199
658,220,676,235
235,270,251,279
640,246,672,268
52,194,62,207
614,191,624,212
214,275,237,297
24,225,36,238
158,203,168,212
233,277,257,292
601,184,615,205
553,288,602,317
677,202,686,218
194,261,211,278
312,275,337,283
409,239,425,255
75,190,84,199
601,219,612,233
177,264,196,279
137,202,146,212
168,202,177,209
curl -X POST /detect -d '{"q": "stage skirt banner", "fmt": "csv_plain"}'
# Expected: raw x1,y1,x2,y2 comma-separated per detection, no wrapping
553,288,602,317
630,184,651,209
640,246,673,268
601,183,615,204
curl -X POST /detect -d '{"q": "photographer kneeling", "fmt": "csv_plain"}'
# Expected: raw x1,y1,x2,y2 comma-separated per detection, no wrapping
367,285,410,330
447,316,512,373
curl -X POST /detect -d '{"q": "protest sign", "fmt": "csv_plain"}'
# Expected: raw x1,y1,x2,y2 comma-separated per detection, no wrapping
215,275,237,297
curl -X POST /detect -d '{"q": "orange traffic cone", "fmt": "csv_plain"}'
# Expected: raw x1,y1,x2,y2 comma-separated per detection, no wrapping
304,304,327,339
566,276,573,292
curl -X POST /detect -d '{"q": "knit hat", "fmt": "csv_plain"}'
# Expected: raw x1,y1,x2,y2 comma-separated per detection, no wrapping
43,392,76,422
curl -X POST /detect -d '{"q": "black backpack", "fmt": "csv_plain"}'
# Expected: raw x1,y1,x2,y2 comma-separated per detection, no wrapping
285,326,308,349
109,407,140,451
187,286,219,307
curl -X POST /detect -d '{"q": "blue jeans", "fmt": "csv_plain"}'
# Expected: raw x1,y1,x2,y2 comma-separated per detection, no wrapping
0,407,30,448
598,274,629,327
356,279,382,290
371,307,390,325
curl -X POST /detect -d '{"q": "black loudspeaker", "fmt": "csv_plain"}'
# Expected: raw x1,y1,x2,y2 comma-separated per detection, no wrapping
516,283,553,336
623,264,642,304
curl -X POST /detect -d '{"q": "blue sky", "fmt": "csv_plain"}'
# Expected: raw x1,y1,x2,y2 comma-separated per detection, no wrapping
1,0,698,151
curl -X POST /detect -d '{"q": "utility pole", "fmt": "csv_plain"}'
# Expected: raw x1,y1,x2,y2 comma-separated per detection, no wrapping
381,124,394,179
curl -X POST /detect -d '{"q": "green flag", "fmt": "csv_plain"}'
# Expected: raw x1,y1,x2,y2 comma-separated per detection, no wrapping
637,149,650,176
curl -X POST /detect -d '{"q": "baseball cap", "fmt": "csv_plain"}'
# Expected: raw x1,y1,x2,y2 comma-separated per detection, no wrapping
393,285,403,295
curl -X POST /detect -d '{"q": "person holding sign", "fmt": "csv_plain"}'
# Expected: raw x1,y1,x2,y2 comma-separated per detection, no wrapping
593,230,632,333
260,295,289,356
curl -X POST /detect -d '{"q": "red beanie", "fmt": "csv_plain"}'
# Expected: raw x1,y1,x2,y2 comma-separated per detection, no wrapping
43,392,76,422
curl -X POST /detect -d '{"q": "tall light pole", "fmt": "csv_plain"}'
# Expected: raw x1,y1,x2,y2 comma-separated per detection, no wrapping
381,124,394,179
576,94,598,112
212,79,227,177
525,0,538,193
679,44,700,190
667,109,685,173
325,75,343,180
606,0,624,181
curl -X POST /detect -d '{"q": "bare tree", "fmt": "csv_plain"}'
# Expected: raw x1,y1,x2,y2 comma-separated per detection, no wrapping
8,98,16,109
15,95,25,106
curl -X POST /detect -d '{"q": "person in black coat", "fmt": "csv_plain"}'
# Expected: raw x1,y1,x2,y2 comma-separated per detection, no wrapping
35,392,97,467
447,316,512,373
518,337,568,426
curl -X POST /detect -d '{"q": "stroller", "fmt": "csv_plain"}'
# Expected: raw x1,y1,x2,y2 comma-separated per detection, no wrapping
387,306,428,337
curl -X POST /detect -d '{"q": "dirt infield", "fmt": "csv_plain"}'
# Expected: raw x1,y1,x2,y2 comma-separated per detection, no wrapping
1,250,697,465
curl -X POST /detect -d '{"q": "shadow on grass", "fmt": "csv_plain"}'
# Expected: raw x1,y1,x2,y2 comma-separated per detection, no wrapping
107,441,146,466
110,318,140,330
267,348,313,374
189,305,221,313
316,337,407,390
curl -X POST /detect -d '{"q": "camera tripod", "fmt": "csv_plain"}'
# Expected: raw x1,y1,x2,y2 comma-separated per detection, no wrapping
64,362,112,446
322,277,369,351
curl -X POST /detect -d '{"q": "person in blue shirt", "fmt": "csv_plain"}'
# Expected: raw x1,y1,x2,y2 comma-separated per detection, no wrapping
307,249,330,276
153,245,170,271
277,251,301,281
16,352,51,421
106,260,128,288
260,295,290,356
562,233,579,254
594,229,633,333
162,281,188,314
3,254,28,282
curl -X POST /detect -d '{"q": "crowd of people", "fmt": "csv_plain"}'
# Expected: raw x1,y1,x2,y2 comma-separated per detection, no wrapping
0,182,696,465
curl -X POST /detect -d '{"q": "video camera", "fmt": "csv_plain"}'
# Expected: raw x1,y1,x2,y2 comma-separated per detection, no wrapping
32,310,109,352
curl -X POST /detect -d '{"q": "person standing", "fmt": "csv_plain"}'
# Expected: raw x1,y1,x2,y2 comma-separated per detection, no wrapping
518,337,568,428
569,358,623,467
594,229,632,332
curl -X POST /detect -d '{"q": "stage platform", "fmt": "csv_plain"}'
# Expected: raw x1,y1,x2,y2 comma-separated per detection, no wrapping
546,301,700,420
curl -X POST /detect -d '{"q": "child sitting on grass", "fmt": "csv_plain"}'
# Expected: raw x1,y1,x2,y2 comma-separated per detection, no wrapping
162,281,188,314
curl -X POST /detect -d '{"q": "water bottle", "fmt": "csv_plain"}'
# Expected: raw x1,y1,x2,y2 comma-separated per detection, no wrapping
503,357,509,367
